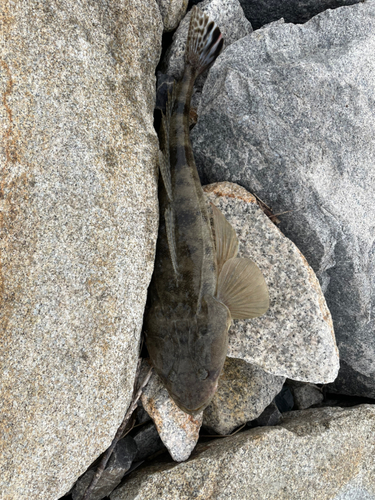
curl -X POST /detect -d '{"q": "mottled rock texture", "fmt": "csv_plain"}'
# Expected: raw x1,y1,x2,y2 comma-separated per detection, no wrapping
193,3,375,397
140,364,203,462
205,183,339,383
111,405,375,500
203,357,285,435
157,0,188,31
0,2,162,499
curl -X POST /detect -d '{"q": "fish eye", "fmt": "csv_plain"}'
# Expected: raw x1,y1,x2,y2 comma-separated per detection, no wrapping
197,367,209,380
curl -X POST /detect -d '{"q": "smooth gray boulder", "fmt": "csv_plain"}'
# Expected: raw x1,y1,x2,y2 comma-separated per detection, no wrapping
203,357,285,435
192,3,375,397
205,183,339,383
0,1,162,499
111,405,375,500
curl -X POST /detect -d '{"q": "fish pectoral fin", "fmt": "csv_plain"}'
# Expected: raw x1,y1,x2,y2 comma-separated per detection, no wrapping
216,257,269,320
165,206,179,278
211,203,239,276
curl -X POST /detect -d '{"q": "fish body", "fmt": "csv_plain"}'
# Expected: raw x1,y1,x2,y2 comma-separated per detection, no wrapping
144,7,269,414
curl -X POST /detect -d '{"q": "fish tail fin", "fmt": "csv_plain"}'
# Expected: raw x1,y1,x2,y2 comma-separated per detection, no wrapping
185,6,223,76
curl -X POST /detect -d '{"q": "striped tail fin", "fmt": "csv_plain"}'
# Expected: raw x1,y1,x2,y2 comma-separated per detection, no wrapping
185,6,223,76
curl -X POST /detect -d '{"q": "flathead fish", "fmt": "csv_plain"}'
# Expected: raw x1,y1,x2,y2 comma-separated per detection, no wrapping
144,7,269,414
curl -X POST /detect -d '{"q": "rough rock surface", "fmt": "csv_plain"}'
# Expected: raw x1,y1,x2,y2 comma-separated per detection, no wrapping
192,3,375,397
289,381,324,410
140,365,203,462
72,436,137,500
157,0,188,31
133,422,165,462
203,357,285,435
205,183,339,383
236,0,364,29
0,2,162,499
111,405,375,500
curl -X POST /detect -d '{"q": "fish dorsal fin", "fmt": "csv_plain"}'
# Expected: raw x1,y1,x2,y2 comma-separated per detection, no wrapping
211,203,239,276
186,6,224,76
165,206,179,278
216,258,269,320
158,83,177,202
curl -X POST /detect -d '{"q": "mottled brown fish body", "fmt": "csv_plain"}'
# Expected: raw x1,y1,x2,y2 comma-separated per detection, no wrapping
144,7,269,415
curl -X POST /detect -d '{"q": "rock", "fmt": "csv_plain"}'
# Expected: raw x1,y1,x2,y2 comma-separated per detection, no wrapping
204,183,339,383
236,0,364,29
157,0,188,31
289,381,324,410
162,0,252,109
275,384,295,413
72,436,137,500
140,366,203,462
251,400,282,427
110,405,375,500
203,357,285,435
192,2,375,397
0,2,162,498
133,422,166,462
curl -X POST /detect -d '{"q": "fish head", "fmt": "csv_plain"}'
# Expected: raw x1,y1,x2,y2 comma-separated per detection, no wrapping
147,295,231,415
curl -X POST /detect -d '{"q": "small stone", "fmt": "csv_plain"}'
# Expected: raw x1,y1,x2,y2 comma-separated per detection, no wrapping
203,358,284,435
157,0,188,31
275,385,294,413
252,401,282,427
72,436,137,500
289,381,324,410
140,367,203,462
133,422,165,462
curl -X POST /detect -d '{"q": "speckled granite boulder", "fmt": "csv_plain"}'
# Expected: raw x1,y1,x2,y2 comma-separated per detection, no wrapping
192,2,375,398
157,0,188,31
111,405,375,500
203,357,285,435
0,2,162,499
205,183,339,383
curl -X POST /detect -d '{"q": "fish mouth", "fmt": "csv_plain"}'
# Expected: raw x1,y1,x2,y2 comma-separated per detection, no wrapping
172,395,212,415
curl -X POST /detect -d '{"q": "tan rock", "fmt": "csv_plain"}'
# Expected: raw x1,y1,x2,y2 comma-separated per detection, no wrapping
0,2,162,498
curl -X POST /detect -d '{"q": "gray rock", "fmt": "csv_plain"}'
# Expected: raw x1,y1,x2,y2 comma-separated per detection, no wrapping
140,365,203,462
192,3,375,397
205,183,339,383
72,436,137,500
251,400,282,427
157,0,188,31
162,0,252,109
111,405,375,500
0,2,162,498
289,381,324,410
203,357,285,435
237,0,364,29
133,422,165,462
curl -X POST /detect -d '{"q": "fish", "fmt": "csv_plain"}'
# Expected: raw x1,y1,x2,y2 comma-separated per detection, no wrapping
144,6,269,415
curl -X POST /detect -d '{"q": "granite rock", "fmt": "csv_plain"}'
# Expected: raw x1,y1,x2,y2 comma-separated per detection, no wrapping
133,422,165,462
111,405,375,500
0,2,162,499
205,183,339,383
236,0,364,29
157,0,188,31
203,357,285,435
192,2,375,397
251,400,282,427
289,381,324,410
140,365,203,462
72,436,137,500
